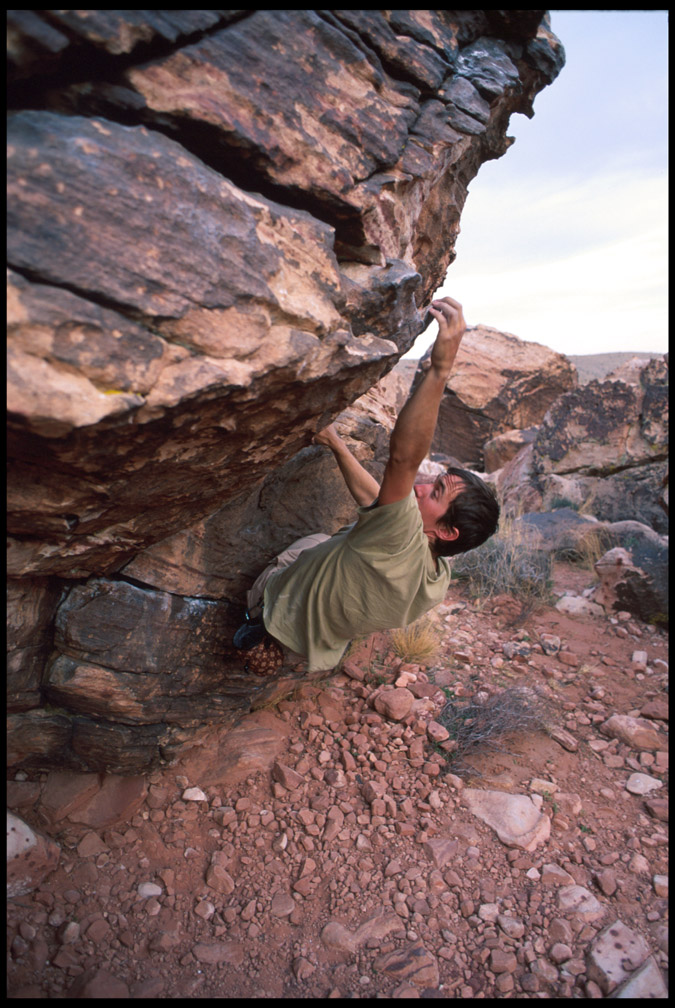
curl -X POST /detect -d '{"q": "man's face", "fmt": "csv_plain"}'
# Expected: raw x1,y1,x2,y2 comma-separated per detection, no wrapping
414,472,465,541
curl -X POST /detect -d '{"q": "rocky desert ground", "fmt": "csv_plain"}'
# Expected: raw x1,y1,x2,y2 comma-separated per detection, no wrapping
6,559,668,999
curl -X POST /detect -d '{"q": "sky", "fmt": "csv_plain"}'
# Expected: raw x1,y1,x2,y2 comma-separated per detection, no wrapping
405,9,668,359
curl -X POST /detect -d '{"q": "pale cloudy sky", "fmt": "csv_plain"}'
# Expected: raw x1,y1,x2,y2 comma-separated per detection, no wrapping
407,9,668,359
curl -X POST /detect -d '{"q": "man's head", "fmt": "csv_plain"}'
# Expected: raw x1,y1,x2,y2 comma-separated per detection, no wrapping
414,467,499,557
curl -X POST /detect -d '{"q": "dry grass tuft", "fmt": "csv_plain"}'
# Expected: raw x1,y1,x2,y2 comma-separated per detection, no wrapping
438,685,552,775
573,527,611,572
390,615,442,664
451,514,552,617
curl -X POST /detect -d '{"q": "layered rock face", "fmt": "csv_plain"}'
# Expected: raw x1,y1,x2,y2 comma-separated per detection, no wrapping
496,358,669,534
7,9,564,773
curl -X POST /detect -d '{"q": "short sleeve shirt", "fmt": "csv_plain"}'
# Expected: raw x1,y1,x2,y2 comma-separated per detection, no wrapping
263,492,451,671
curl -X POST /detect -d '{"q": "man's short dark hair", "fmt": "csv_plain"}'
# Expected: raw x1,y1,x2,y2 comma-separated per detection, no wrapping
434,466,500,557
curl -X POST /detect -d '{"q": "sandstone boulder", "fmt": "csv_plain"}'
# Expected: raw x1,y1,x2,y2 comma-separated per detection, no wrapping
585,920,651,994
415,325,577,468
423,837,459,870
463,789,550,851
512,509,603,558
532,361,668,530
481,509,667,625
553,463,668,536
57,775,147,828
591,527,668,624
36,770,147,828
611,957,669,999
555,596,605,619
494,357,668,535
567,351,663,386
373,688,415,722
493,442,544,516
374,942,440,988
534,362,668,477
7,119,389,577
178,710,292,790
7,10,564,773
67,968,131,999
7,576,63,713
321,909,403,955
7,811,60,899
7,10,229,80
600,714,667,752
36,771,101,827
556,885,605,923
484,426,539,472
624,773,663,796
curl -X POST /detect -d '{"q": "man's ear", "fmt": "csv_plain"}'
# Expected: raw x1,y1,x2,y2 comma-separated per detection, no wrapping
436,524,459,542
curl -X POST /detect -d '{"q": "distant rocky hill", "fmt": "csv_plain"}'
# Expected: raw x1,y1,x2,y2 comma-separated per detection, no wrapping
567,352,664,385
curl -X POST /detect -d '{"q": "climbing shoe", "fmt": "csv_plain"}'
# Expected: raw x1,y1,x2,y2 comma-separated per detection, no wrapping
233,619,266,650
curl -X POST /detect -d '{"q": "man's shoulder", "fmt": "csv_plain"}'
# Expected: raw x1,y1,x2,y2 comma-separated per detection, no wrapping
346,490,425,559
358,490,416,519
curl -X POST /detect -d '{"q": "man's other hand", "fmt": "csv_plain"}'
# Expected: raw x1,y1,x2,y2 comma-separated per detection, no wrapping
313,423,342,448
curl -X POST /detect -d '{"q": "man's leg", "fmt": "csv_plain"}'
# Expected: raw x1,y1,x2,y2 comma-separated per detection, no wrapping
245,533,331,618
234,533,331,651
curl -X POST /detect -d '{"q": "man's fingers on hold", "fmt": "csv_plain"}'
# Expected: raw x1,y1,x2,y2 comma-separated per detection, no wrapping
436,295,462,311
430,302,457,321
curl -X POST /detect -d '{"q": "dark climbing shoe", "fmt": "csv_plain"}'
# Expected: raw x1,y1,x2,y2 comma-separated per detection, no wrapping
233,620,266,650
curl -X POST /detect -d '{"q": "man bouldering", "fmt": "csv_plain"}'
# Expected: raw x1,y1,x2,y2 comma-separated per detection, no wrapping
234,296,499,674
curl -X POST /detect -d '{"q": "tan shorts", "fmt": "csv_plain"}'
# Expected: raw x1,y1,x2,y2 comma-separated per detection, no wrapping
245,533,330,617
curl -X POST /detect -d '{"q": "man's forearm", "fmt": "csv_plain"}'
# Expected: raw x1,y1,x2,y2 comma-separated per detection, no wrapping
387,297,464,469
316,427,380,506
388,365,449,468
331,439,381,506
376,297,465,508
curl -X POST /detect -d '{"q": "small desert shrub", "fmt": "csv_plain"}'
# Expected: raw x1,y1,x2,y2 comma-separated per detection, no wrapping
438,685,551,775
390,615,441,664
572,527,611,572
549,495,579,511
451,515,552,614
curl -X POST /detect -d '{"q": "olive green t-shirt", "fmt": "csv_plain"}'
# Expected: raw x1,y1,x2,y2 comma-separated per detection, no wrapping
263,492,451,672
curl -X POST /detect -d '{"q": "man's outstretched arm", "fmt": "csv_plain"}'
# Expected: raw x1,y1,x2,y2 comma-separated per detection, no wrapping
378,297,465,507
314,423,381,507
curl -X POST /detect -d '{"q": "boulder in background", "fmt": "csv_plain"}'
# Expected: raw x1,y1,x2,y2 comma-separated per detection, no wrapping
414,325,577,469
